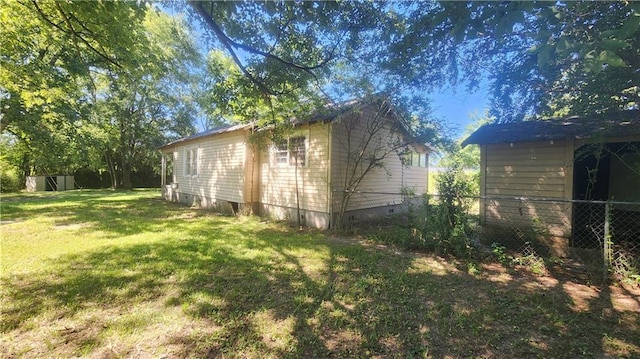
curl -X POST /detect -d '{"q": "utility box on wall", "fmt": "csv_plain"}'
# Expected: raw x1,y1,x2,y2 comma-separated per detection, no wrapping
26,176,74,192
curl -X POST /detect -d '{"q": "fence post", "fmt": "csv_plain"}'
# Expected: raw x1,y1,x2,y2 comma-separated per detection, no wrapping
424,195,430,231
603,202,612,282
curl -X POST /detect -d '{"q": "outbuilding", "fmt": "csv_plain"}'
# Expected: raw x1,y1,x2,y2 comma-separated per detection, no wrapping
25,175,75,192
462,110,640,254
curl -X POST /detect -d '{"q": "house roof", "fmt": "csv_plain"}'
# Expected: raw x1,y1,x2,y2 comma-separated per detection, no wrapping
461,110,640,147
160,95,424,150
160,123,252,149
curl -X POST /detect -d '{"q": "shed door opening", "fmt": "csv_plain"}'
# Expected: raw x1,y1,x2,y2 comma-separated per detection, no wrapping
572,142,640,248
45,176,57,191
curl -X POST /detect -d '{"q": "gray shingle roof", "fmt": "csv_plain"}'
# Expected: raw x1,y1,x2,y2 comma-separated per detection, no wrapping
462,110,640,147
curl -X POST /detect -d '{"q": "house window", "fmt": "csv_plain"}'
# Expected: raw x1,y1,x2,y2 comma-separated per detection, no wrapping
273,136,307,167
185,148,198,176
289,136,306,166
274,141,289,165
408,151,426,167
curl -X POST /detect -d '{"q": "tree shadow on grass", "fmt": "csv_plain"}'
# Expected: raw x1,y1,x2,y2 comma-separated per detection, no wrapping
1,193,639,358
5,231,638,358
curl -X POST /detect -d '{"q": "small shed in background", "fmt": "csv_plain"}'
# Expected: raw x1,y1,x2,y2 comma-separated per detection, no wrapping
26,175,75,192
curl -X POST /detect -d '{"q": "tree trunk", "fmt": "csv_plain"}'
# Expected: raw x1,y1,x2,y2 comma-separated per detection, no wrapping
121,158,132,190
105,153,118,189
334,190,353,232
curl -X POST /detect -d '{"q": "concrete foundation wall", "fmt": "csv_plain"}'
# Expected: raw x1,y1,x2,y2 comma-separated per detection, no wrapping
163,186,412,230
259,203,330,229
339,203,407,228
164,187,244,215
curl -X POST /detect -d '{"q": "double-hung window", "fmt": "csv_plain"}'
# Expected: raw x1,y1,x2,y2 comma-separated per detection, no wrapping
274,142,289,165
288,136,306,166
273,136,307,167
185,147,198,176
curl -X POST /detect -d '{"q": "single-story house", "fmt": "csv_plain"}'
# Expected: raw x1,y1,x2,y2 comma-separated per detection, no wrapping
159,98,430,229
462,110,640,254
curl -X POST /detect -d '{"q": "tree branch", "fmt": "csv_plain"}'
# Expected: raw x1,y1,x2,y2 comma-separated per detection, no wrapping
190,1,278,97
31,0,121,68
189,1,336,96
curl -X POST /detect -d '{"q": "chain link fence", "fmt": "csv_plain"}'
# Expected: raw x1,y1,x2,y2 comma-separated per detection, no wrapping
476,196,640,282
335,191,640,283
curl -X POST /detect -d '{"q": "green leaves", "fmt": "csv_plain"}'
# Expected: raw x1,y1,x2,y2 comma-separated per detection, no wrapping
598,50,626,68
1,1,200,187
617,12,640,40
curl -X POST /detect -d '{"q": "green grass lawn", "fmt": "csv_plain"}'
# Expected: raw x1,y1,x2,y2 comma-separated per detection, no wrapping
1,190,639,358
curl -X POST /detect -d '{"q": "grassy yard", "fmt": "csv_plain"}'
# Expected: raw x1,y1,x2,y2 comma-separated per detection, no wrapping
1,190,639,358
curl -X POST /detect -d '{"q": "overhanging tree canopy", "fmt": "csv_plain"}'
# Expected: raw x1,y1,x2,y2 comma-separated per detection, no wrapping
188,1,640,123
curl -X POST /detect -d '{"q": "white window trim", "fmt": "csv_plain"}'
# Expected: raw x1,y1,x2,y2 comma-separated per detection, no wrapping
272,132,309,167
183,146,199,177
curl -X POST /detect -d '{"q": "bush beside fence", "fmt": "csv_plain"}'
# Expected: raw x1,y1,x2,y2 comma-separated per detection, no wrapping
340,191,640,284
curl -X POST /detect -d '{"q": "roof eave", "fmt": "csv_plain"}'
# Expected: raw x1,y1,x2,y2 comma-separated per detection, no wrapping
159,123,253,150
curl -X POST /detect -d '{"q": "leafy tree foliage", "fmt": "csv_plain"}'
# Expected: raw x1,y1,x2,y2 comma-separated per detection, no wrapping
91,10,200,189
381,1,640,121
1,1,200,189
199,50,322,128
1,0,148,178
0,0,146,132
189,1,640,123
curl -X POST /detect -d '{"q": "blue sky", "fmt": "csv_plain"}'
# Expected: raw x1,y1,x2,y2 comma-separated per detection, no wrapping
430,86,490,140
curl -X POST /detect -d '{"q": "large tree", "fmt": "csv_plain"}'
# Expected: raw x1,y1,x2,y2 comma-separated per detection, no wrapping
0,0,149,177
1,1,201,188
0,0,147,133
188,1,640,123
90,10,200,189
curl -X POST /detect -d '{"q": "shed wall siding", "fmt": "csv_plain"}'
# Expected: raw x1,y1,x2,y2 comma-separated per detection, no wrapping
168,130,247,204
483,141,573,237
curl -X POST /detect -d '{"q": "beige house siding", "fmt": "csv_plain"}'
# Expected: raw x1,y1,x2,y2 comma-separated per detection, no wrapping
330,107,427,212
481,141,574,238
165,130,248,208
402,164,429,194
259,123,331,225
